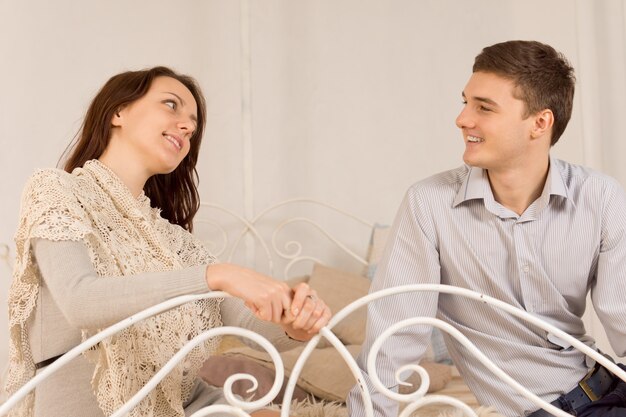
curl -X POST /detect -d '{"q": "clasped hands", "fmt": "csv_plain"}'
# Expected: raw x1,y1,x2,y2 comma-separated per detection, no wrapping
205,263,332,341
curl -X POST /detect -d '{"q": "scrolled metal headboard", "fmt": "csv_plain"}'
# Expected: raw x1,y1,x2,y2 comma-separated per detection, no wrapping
195,198,374,279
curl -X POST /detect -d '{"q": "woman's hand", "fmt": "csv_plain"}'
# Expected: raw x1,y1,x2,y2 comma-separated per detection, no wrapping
205,263,292,323
281,282,332,342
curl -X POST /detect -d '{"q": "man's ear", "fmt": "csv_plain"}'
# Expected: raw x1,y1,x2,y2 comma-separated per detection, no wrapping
531,109,554,139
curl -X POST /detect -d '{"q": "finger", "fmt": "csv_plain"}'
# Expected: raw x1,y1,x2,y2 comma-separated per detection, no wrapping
257,283,291,323
302,302,326,330
252,303,268,321
281,286,294,320
292,297,317,329
308,306,332,334
245,300,261,317
290,283,312,316
282,300,296,324
271,297,284,323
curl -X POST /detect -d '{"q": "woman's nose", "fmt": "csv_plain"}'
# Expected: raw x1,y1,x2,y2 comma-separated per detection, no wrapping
177,118,195,134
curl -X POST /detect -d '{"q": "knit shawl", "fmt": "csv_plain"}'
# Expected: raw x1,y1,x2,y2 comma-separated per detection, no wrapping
6,160,222,416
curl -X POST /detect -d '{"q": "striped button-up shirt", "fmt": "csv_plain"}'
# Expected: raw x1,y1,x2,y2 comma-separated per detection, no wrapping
347,157,626,417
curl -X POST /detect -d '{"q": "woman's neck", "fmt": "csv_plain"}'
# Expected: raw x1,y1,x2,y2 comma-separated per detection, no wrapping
97,149,149,198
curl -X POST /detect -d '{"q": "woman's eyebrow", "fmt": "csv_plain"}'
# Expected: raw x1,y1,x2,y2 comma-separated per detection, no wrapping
163,91,198,123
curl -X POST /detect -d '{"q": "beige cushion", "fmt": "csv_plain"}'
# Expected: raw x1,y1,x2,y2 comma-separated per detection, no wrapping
305,264,434,362
209,263,451,402
307,264,371,345
224,344,361,402
223,345,452,402
198,355,311,403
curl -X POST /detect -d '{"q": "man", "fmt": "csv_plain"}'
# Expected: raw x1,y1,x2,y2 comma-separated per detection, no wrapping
347,40,626,417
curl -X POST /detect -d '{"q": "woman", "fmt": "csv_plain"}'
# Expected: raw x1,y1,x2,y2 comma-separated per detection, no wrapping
5,67,331,417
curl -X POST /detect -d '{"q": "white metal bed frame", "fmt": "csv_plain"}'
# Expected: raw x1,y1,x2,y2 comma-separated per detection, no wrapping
1,200,625,417
195,199,373,278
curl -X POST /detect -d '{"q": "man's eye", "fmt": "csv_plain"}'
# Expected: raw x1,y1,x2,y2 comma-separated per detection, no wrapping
479,106,492,112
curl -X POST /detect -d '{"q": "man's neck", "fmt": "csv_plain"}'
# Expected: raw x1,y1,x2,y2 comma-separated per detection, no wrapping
486,157,550,216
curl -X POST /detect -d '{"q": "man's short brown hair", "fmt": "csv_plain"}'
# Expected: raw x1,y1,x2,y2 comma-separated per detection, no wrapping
473,40,575,145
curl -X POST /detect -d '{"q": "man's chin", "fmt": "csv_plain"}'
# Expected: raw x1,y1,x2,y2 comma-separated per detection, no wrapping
462,154,477,167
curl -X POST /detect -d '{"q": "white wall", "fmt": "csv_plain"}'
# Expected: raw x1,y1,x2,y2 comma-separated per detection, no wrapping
1,0,624,377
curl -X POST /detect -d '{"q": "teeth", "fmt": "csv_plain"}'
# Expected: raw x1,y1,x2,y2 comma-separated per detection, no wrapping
164,135,181,150
467,135,484,143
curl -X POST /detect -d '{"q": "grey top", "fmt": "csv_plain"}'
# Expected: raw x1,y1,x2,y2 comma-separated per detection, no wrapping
27,238,299,416
347,157,626,417
30,238,298,364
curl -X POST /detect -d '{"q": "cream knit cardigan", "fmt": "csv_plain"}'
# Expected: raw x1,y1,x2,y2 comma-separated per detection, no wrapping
6,160,222,416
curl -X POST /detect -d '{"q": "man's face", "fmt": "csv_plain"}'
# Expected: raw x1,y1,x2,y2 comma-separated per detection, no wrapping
455,71,536,173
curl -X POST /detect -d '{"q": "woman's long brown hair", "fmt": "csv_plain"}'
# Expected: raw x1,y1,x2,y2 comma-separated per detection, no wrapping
61,67,207,232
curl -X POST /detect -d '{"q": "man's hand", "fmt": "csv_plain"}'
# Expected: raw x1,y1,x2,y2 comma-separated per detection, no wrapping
281,282,332,341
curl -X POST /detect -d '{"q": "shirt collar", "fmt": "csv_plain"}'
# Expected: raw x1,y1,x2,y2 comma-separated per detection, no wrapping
453,165,486,207
547,156,568,200
453,156,571,210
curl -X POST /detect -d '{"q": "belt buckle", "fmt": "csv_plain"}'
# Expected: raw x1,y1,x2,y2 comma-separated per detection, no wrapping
578,366,599,402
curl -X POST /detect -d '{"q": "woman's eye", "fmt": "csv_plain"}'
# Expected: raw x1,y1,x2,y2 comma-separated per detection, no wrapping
479,105,492,112
164,100,177,110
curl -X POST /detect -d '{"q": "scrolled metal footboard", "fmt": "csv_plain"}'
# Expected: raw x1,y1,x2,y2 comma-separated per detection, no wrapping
279,284,626,417
0,292,285,417
4,285,624,417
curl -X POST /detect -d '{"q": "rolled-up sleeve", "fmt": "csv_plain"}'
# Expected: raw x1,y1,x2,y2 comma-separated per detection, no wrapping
347,188,441,417
591,179,626,357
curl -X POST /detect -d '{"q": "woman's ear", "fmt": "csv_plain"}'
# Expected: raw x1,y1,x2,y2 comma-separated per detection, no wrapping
111,107,125,127
530,109,554,140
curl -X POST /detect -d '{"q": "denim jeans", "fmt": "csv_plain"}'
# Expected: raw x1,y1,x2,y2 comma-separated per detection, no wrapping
571,363,626,417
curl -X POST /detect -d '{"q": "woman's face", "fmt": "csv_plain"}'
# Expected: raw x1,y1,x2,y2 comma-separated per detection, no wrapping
110,76,198,176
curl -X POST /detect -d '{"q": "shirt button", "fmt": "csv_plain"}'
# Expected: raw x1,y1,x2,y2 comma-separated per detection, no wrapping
522,265,530,273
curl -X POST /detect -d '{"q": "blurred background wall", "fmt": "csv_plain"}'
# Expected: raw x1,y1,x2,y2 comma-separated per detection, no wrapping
1,0,624,375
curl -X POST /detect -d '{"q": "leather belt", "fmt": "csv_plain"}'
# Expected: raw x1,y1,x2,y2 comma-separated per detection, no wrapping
527,363,617,416
35,353,64,370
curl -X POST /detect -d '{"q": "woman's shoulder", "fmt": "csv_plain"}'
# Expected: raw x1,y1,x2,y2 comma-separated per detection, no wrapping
21,168,80,205
16,167,94,243
26,167,74,187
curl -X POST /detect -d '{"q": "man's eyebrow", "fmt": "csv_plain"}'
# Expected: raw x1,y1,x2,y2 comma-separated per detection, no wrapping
461,91,499,107
164,91,198,124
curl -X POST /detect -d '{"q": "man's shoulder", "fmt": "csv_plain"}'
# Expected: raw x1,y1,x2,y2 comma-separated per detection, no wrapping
554,159,623,191
407,165,469,195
